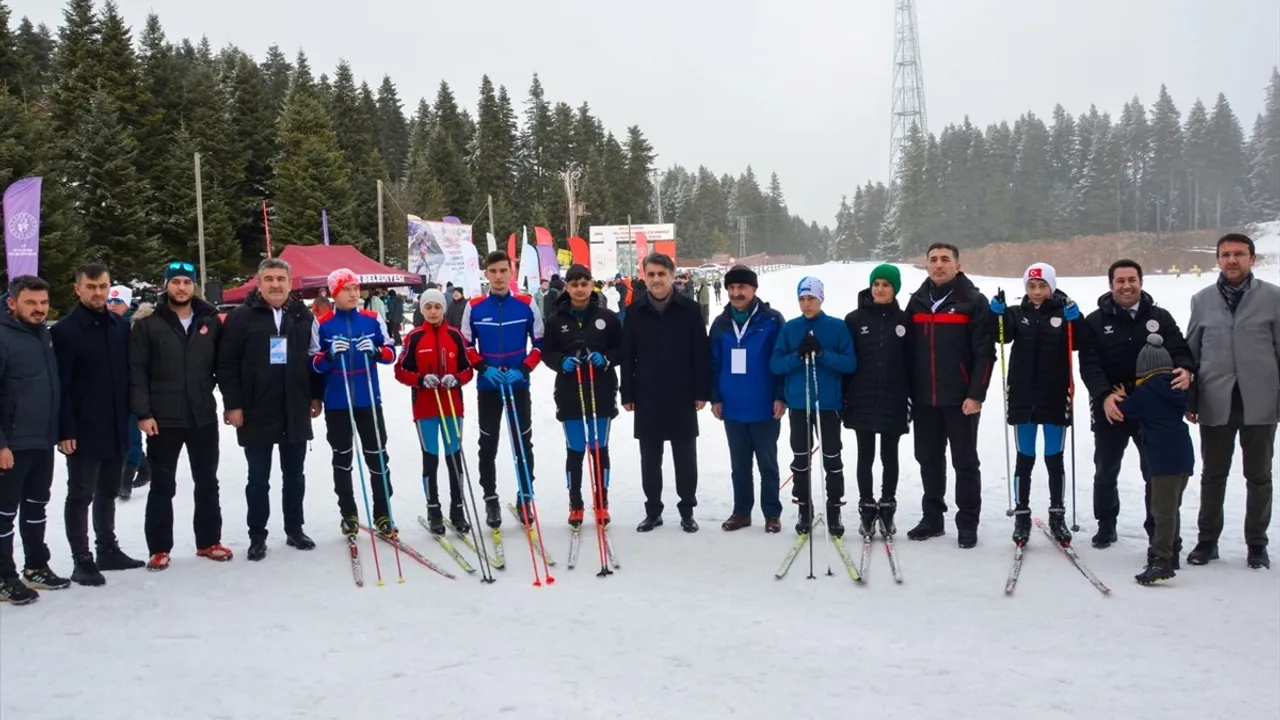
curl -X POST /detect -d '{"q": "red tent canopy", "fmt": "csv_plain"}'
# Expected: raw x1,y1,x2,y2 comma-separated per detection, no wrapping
222,244,422,304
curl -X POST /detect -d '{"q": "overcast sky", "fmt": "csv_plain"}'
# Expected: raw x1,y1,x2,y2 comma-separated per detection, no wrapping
15,0,1280,225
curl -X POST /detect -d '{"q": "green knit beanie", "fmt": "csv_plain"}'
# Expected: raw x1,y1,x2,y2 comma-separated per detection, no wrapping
869,264,902,295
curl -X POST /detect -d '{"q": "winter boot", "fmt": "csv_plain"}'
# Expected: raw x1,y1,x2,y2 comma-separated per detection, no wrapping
826,503,845,538
247,539,268,562
96,544,145,571
1012,510,1032,546
0,576,38,605
857,501,879,538
1091,524,1117,549
484,497,503,529
957,532,978,549
1135,554,1175,585
1186,541,1219,566
340,516,360,537
680,516,699,533
449,502,471,535
118,464,136,500
878,500,897,537
795,502,813,535
70,554,106,586
636,515,663,532
133,457,152,488
425,504,446,535
1248,545,1271,570
374,516,398,539
285,531,315,550
1047,508,1072,545
24,564,72,590
568,507,585,529
907,519,944,541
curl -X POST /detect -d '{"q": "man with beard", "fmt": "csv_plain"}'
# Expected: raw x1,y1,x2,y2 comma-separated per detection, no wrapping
1078,259,1194,550
52,264,146,586
904,243,995,549
0,276,71,604
218,259,324,561
130,261,231,570
621,253,712,533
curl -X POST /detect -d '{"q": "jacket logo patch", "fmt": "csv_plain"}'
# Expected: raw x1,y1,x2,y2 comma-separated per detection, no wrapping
1021,317,1030,325
860,326,869,335
595,318,607,330
199,325,208,335
1050,317,1062,328
895,324,906,337
1103,325,1114,335
1146,319,1159,332
560,324,570,333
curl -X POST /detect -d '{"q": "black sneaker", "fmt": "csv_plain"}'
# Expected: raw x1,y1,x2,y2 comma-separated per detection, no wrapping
1136,555,1175,585
907,520,944,541
1012,511,1032,545
680,516,699,533
69,555,105,586
636,515,663,532
285,531,316,550
1248,545,1270,570
340,516,360,537
1186,541,1219,566
247,539,268,562
24,564,72,590
426,504,446,535
96,545,145,571
484,497,503,529
0,577,38,605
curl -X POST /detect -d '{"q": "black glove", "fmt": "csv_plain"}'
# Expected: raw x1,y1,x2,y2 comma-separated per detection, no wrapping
797,333,822,358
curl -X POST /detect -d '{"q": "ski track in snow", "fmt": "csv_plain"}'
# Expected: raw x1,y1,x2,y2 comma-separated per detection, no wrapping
3,259,1278,720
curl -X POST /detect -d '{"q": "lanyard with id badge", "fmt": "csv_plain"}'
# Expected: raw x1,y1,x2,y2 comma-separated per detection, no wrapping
268,310,288,365
730,305,758,375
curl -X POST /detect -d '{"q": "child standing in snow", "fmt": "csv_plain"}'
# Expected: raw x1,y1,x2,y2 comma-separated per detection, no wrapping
990,262,1081,546
1116,334,1195,585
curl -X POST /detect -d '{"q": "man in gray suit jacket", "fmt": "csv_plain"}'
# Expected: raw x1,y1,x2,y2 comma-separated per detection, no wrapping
1185,233,1280,570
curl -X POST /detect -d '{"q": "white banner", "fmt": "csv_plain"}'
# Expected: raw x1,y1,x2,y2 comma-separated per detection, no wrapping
461,240,482,297
588,223,675,279
408,216,474,288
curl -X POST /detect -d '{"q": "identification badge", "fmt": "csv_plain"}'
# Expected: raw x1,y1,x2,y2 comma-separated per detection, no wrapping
269,337,288,365
730,347,747,375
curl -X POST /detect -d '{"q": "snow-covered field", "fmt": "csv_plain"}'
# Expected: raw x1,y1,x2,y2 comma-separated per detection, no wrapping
3,250,1278,720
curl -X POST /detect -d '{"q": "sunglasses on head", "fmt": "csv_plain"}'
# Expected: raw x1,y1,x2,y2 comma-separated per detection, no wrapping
168,261,195,272
107,298,127,304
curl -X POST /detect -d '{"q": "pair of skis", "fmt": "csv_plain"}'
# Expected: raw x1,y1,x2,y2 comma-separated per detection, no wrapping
1005,518,1111,595
347,525,457,587
775,514,824,579
566,522,620,572
854,519,903,584
776,515,905,585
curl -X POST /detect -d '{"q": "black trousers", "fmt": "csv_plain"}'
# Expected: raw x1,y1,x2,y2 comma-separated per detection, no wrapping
64,454,123,556
145,424,223,555
325,407,393,521
854,430,901,503
421,450,465,508
640,436,698,518
0,448,54,579
1197,388,1276,547
789,410,845,506
244,442,307,540
476,388,536,501
1091,418,1153,536
566,447,611,510
913,405,982,532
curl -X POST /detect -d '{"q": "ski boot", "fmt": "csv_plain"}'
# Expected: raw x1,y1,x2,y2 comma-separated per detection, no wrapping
1186,541,1218,566
857,500,879,538
596,505,611,528
1012,509,1032,546
794,502,813,535
1135,554,1175,585
568,507,585,529
22,565,71,590
1248,545,1271,570
878,500,897,537
484,497,503,529
374,516,398,540
0,576,38,605
425,504,446,535
1047,508,1072,545
513,500,535,528
449,503,471,535
70,553,106,586
826,502,845,538
340,516,360,537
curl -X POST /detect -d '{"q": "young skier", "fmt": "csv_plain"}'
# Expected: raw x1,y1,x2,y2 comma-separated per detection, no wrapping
770,277,857,536
842,264,913,538
540,265,624,527
989,262,1081,545
394,289,475,535
313,269,398,538
1116,334,1195,585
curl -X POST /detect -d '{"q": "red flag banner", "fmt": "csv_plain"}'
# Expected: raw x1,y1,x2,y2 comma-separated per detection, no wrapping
568,236,590,267
534,226,553,247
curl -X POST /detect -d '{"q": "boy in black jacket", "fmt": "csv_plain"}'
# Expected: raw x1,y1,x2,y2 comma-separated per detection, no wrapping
842,264,913,538
541,265,624,527
989,263,1081,546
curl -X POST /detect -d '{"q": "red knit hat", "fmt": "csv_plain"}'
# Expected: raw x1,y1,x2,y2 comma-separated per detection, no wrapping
327,268,359,296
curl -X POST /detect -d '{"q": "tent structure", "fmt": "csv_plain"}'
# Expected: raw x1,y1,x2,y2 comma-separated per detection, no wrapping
222,244,422,304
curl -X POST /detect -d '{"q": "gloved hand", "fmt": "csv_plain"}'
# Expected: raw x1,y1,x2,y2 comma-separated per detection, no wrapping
355,337,377,356
1062,301,1081,321
421,374,441,389
797,333,822,358
328,337,350,358
989,296,1006,314
587,351,607,368
561,356,581,373
440,374,459,388
482,366,506,385
501,367,526,385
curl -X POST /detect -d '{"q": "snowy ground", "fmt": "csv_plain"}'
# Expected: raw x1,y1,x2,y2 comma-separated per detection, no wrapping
2,258,1278,720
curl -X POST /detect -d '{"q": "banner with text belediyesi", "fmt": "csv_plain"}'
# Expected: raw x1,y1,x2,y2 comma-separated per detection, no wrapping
588,223,675,280
407,215,476,291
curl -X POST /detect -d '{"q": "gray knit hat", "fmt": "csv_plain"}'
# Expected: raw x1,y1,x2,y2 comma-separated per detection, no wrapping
1135,333,1173,379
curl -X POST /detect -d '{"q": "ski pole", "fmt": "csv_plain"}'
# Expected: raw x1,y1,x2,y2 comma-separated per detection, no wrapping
803,352,817,580
1066,316,1079,532
363,348,404,584
339,350,383,586
996,290,1014,517
585,361,615,572
433,388,496,583
808,355,836,578
501,382,555,586
441,389,496,583
575,361,610,576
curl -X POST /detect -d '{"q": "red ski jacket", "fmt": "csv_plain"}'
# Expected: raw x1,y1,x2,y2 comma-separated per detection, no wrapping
394,321,474,420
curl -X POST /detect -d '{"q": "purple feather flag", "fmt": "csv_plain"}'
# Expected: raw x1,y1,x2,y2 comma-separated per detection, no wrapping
3,177,42,278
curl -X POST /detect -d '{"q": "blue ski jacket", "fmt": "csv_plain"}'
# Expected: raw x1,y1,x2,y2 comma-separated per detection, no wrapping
770,311,857,411
312,307,396,410
460,290,544,392
1118,372,1195,477
709,299,785,423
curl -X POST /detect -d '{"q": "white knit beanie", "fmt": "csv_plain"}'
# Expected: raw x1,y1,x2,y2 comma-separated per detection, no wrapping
1023,262,1057,293
419,288,447,310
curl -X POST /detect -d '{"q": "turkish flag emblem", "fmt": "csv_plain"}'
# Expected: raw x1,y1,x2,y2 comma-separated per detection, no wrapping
1028,268,1043,279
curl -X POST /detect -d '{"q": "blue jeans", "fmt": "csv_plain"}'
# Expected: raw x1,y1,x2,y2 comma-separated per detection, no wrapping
724,419,782,518
245,442,308,540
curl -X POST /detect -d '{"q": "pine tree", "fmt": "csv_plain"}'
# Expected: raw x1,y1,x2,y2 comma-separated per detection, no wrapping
149,124,238,278
96,2,147,131
1206,93,1248,227
225,53,277,257
1182,99,1212,229
622,125,656,223
1012,112,1051,240
472,75,515,236
1118,97,1151,232
1248,68,1280,221
50,0,100,140
0,2,21,93
515,74,552,225
375,75,409,182
1148,85,1184,232
260,44,292,113
832,193,855,259
13,20,57,99
272,91,351,248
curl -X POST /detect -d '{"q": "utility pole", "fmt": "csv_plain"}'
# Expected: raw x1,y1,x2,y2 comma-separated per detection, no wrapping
487,194,497,252
376,179,386,264
560,164,583,238
651,168,664,224
738,217,747,258
887,0,929,208
194,152,207,289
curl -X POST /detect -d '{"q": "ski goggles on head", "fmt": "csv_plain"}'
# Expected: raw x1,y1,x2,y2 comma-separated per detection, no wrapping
164,261,197,282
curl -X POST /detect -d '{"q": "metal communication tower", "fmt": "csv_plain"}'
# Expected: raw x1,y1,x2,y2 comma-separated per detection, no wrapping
888,0,928,204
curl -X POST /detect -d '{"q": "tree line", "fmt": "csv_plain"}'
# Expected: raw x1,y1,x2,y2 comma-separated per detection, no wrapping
835,69,1280,260
0,0,830,312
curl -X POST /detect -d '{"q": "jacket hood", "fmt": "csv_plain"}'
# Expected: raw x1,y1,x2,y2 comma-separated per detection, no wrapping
130,302,155,323
857,288,902,313
1095,290,1155,315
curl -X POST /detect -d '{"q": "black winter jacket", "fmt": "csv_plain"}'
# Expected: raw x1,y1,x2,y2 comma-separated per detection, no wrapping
1077,291,1196,426
995,290,1078,427
0,312,58,451
904,273,996,408
129,297,222,429
51,303,131,459
446,298,467,329
843,290,914,435
217,292,322,446
540,292,624,421
620,291,711,440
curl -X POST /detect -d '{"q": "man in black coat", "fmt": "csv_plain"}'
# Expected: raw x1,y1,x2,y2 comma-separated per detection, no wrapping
445,286,467,328
620,253,712,533
903,243,995,549
218,259,324,561
1077,259,1195,549
0,276,71,604
130,261,230,570
541,264,624,527
52,263,146,586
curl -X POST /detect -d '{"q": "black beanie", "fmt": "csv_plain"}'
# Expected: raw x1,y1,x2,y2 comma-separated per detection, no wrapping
723,264,758,289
